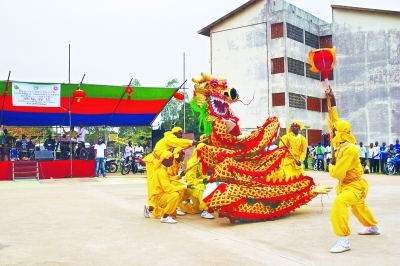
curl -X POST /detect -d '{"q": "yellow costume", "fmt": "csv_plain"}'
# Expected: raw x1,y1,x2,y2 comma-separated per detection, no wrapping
167,147,185,180
149,151,187,218
179,143,209,214
143,127,193,206
328,115,378,236
279,120,307,178
327,89,378,253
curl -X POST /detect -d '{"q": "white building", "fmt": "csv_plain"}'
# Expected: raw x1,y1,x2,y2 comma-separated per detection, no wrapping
198,0,400,145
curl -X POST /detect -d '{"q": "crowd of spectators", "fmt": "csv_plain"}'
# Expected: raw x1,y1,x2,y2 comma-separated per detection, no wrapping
305,139,400,175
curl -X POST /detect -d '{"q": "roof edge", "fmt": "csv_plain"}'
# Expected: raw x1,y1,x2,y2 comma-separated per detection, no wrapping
331,5,400,15
197,0,259,37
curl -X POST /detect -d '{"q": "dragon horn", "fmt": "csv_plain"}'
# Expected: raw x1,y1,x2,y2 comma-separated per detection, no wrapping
201,72,213,81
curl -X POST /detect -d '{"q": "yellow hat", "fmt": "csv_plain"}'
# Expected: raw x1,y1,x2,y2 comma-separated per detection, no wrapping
289,120,304,132
173,147,184,159
152,150,174,172
171,127,183,133
332,120,356,147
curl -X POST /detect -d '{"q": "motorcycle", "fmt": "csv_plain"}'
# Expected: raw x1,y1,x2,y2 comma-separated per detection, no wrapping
105,158,118,173
134,152,146,174
386,154,400,175
120,153,146,175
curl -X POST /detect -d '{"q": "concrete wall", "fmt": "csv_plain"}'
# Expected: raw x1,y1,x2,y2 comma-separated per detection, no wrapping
209,0,330,136
332,8,400,144
211,0,268,131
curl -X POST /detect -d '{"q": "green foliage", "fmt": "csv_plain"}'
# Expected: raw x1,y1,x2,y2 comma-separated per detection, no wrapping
158,79,201,139
159,78,183,130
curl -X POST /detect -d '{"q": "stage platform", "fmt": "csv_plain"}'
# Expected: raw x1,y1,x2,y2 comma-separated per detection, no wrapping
0,160,95,180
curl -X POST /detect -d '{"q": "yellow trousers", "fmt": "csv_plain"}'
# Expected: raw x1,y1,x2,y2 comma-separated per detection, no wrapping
330,189,378,236
145,161,155,205
178,184,207,214
151,190,185,218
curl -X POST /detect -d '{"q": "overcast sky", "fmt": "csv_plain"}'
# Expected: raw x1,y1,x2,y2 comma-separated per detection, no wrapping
1,0,399,91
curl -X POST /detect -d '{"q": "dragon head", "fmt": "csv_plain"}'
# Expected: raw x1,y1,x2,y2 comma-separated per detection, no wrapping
191,72,239,118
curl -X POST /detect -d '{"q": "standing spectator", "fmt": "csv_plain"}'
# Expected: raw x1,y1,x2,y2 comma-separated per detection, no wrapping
358,142,367,167
94,137,107,177
325,143,332,172
135,142,144,157
314,142,325,171
367,143,374,173
144,141,152,155
379,142,388,174
393,139,400,154
372,141,380,173
393,139,400,173
77,123,88,146
304,146,310,169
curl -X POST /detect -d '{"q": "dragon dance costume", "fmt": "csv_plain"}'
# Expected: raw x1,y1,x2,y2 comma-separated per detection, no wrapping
190,73,329,223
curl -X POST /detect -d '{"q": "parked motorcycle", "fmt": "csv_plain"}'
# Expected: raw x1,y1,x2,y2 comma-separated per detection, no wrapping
134,152,146,174
120,153,146,175
105,158,118,173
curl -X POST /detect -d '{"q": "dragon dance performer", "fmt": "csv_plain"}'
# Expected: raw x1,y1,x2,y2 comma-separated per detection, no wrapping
326,86,379,253
279,120,307,179
178,143,214,219
143,127,198,218
147,150,193,224
165,147,188,217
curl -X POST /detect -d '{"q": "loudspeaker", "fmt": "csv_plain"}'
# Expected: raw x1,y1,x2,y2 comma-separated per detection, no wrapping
35,150,54,161
152,129,166,149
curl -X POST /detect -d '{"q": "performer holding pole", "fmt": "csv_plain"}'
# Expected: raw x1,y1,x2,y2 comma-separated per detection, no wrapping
147,150,193,224
143,127,198,218
326,86,380,253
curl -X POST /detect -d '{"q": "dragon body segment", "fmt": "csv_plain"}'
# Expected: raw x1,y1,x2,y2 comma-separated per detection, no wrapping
191,73,319,222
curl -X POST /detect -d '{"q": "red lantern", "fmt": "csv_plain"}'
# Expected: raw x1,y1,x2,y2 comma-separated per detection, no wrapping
73,88,86,102
125,86,134,100
173,91,184,101
307,47,336,84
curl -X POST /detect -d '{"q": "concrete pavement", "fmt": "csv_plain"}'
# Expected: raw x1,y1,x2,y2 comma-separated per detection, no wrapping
0,171,399,266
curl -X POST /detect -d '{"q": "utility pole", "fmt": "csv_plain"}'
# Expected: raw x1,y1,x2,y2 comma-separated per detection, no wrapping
183,52,186,132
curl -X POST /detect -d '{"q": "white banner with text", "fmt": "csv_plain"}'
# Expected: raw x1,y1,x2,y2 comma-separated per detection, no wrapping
12,82,61,107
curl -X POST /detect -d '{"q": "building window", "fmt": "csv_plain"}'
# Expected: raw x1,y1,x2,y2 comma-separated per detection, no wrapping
271,57,284,74
305,31,319,48
306,63,320,80
271,22,284,39
287,23,304,43
321,98,328,112
289,93,306,109
272,92,285,106
288,58,304,76
308,129,322,146
320,35,332,48
307,96,321,112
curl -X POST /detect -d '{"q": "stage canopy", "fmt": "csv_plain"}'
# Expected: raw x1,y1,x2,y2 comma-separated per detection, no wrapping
0,81,178,127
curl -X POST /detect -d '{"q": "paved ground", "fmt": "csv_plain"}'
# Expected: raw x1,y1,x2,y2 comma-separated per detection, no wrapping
0,170,399,266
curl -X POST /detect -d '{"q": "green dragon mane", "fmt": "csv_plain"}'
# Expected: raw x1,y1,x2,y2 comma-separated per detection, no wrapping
190,99,213,137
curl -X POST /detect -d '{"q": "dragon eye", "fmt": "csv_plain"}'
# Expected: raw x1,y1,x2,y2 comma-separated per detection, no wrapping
210,80,218,88
224,83,228,88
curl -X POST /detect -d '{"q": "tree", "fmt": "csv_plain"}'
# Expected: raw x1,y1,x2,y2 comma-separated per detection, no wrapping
159,78,184,130
175,92,201,140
